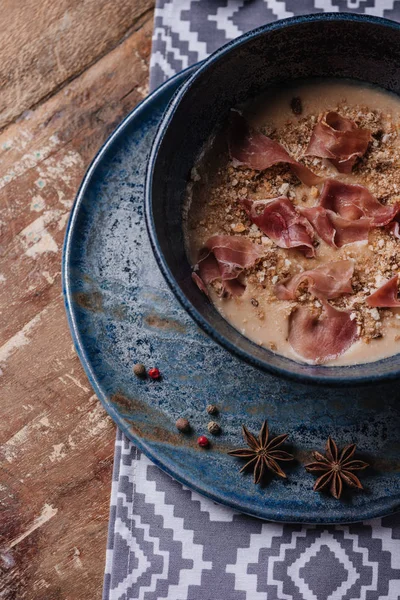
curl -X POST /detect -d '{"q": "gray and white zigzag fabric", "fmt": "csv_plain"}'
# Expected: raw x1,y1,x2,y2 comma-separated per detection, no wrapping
104,2,400,599
104,432,400,600
150,0,400,90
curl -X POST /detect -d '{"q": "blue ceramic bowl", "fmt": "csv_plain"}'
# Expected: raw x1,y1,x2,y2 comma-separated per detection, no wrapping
146,13,400,386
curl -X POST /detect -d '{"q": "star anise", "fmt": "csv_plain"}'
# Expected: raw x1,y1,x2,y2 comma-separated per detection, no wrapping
228,420,293,484
305,437,369,499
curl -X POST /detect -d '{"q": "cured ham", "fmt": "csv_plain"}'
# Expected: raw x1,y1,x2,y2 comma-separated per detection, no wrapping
193,235,264,296
300,206,371,247
243,197,316,257
300,179,398,247
275,260,354,301
319,179,399,227
305,112,371,173
229,110,320,186
205,235,265,278
329,213,372,247
288,301,358,363
298,206,336,247
366,275,400,307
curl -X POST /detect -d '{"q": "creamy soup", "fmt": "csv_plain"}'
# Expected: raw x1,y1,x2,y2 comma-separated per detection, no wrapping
185,79,400,366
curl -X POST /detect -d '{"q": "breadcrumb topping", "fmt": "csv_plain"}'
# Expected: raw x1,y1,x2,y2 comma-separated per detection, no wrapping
186,86,400,350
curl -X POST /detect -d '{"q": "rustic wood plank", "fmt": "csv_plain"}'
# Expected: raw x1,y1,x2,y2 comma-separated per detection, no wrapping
0,15,152,350
0,0,154,130
0,5,154,599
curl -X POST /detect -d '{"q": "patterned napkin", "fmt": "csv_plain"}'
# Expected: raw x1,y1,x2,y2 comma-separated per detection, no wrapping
104,3,400,599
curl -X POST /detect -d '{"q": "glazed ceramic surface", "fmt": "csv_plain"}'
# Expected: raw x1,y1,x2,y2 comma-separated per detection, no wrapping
63,64,400,523
146,14,400,385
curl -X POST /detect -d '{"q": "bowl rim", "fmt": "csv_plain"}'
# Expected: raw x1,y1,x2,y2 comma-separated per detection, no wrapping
145,12,400,387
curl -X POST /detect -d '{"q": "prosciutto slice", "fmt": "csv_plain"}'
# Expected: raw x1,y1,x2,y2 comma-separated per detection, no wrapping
243,197,316,257
300,206,371,247
298,206,336,247
300,179,397,247
328,213,372,247
305,111,371,173
366,275,400,307
288,301,358,363
229,110,320,186
192,235,264,297
275,260,354,301
319,179,399,227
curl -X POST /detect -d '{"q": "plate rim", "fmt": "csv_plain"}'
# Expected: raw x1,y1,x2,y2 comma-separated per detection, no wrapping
62,66,400,524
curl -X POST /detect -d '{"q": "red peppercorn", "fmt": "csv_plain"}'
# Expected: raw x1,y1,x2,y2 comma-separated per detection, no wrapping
197,435,210,448
148,368,161,380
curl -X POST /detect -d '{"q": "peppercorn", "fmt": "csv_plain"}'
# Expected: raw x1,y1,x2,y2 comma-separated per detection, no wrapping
197,435,210,448
176,418,191,433
207,421,220,435
133,363,146,378
290,96,302,115
206,404,218,415
148,368,161,380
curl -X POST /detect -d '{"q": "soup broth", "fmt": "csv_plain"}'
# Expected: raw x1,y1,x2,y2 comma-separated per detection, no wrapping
185,79,400,365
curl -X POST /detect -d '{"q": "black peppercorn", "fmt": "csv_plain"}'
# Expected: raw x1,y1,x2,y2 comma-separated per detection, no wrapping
290,96,302,115
176,418,191,433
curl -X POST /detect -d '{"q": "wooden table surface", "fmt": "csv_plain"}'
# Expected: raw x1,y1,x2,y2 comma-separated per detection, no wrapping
0,2,154,598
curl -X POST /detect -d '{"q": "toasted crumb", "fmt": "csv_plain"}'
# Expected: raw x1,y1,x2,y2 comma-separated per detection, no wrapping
232,222,246,233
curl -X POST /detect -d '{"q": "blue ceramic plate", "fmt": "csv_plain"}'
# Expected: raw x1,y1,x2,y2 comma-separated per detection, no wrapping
63,66,400,523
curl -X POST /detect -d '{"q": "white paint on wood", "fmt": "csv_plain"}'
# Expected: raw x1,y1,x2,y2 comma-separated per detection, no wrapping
57,211,70,231
68,435,76,449
30,195,46,212
66,399,111,449
0,308,46,365
37,150,84,187
38,416,50,427
1,551,16,568
73,547,83,569
57,189,73,208
8,503,58,549
49,443,66,462
3,410,51,461
42,271,55,285
86,403,111,437
19,210,62,257
0,134,59,190
64,373,90,393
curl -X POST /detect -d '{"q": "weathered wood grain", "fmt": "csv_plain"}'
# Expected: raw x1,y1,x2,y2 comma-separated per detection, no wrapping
0,0,153,131
0,3,154,598
0,14,152,350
